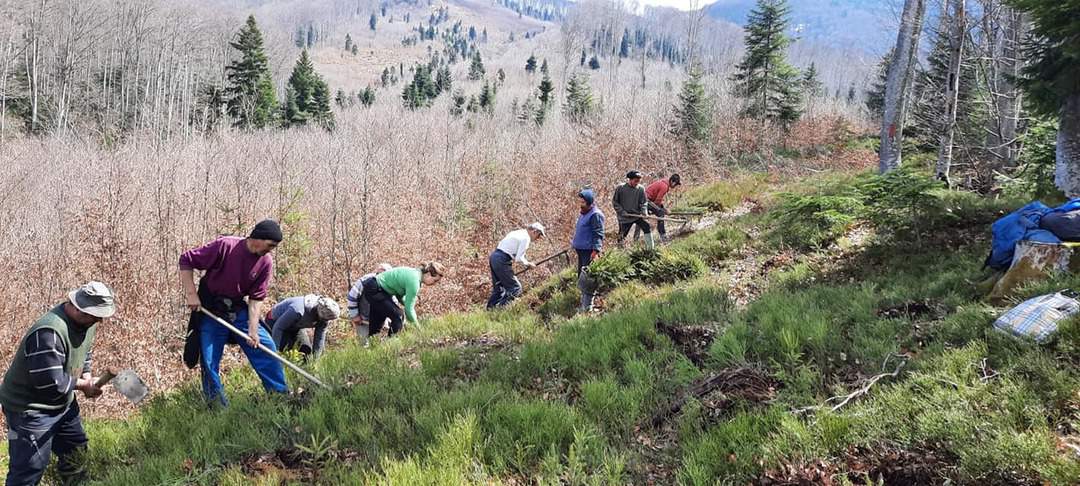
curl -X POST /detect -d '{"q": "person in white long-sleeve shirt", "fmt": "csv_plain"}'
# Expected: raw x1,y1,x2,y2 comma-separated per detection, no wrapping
487,222,546,309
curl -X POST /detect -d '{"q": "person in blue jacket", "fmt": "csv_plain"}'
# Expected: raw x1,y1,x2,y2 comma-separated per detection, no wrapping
572,188,605,312
264,295,340,359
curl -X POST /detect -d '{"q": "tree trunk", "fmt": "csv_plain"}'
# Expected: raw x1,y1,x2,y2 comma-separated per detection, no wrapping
1055,94,1080,197
987,4,1025,168
935,0,966,184
879,0,927,173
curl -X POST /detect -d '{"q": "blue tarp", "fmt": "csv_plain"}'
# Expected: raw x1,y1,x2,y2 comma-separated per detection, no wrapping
987,199,1080,270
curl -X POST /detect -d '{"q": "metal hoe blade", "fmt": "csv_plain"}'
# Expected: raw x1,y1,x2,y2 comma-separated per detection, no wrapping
112,369,149,404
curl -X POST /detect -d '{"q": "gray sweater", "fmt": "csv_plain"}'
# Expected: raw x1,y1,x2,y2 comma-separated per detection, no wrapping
612,183,647,224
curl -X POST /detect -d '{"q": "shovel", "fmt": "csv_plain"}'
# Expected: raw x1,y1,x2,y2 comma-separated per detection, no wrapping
198,307,329,389
94,367,150,404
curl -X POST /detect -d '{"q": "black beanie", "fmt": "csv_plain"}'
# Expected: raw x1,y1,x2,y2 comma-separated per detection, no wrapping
249,219,283,242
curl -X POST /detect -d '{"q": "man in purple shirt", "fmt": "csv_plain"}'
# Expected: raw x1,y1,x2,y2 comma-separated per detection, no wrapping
178,220,288,406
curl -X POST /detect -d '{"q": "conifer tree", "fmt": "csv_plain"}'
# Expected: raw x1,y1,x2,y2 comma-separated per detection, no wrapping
1008,0,1080,195
479,81,496,114
359,87,376,107
451,90,467,116
619,29,631,58
537,72,554,107
370,13,378,31
588,56,601,70
436,66,453,93
518,98,536,124
335,89,349,108
731,0,803,125
564,73,596,124
534,102,548,126
345,34,353,52
282,49,334,128
226,16,278,129
351,44,359,56
295,26,306,48
580,49,587,66
801,62,824,99
540,58,549,75
525,54,538,73
468,51,485,80
402,65,439,109
672,67,713,146
865,49,892,117
497,69,506,84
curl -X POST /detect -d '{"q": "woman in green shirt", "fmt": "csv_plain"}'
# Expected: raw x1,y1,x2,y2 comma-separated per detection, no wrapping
360,261,445,336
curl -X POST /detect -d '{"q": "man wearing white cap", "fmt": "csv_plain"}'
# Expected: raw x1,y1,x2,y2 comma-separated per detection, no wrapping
0,281,116,486
264,294,341,360
487,222,546,309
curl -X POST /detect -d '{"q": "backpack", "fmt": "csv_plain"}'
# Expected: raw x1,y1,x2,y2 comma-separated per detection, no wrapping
986,201,1053,270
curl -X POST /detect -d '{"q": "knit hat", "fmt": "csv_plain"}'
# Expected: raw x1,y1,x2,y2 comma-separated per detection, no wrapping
626,170,642,180
579,189,595,205
316,297,341,321
249,219,283,242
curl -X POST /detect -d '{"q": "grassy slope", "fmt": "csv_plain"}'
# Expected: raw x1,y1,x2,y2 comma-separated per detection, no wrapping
11,172,1080,485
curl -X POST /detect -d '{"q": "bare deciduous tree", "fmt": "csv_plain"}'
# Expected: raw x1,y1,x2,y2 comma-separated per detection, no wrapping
935,0,966,184
879,0,927,173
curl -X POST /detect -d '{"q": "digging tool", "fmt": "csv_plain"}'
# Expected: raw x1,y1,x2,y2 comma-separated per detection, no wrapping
641,214,689,224
198,307,329,389
515,248,571,276
94,367,150,404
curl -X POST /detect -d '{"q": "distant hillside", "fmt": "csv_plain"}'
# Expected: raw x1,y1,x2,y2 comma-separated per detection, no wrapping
705,0,895,54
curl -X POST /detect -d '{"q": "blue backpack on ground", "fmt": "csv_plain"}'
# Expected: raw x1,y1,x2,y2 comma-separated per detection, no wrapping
986,199,1080,270
986,201,1055,270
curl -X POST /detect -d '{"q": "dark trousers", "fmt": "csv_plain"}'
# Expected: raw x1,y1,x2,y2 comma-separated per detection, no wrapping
363,278,404,335
277,328,313,356
634,203,668,238
576,249,597,310
487,250,521,309
4,400,87,486
651,203,668,236
618,218,652,242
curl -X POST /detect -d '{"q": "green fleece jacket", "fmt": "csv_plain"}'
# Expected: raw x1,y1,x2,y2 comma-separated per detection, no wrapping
375,267,423,323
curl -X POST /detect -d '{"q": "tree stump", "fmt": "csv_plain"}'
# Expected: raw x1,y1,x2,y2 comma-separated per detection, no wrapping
989,241,1080,303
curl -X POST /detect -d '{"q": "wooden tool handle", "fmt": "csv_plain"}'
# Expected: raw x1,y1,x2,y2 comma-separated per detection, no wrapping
94,367,119,388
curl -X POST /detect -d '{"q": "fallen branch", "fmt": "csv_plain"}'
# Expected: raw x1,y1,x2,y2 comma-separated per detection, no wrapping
794,355,908,415
826,356,907,412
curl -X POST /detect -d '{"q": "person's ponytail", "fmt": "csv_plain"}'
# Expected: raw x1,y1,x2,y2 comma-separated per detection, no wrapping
421,261,446,277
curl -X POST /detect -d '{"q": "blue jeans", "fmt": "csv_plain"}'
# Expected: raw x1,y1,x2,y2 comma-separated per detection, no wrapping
487,250,521,309
4,400,87,486
199,308,288,407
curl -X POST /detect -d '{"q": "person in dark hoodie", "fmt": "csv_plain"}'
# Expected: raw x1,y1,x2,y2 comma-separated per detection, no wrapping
612,170,654,250
572,189,605,312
